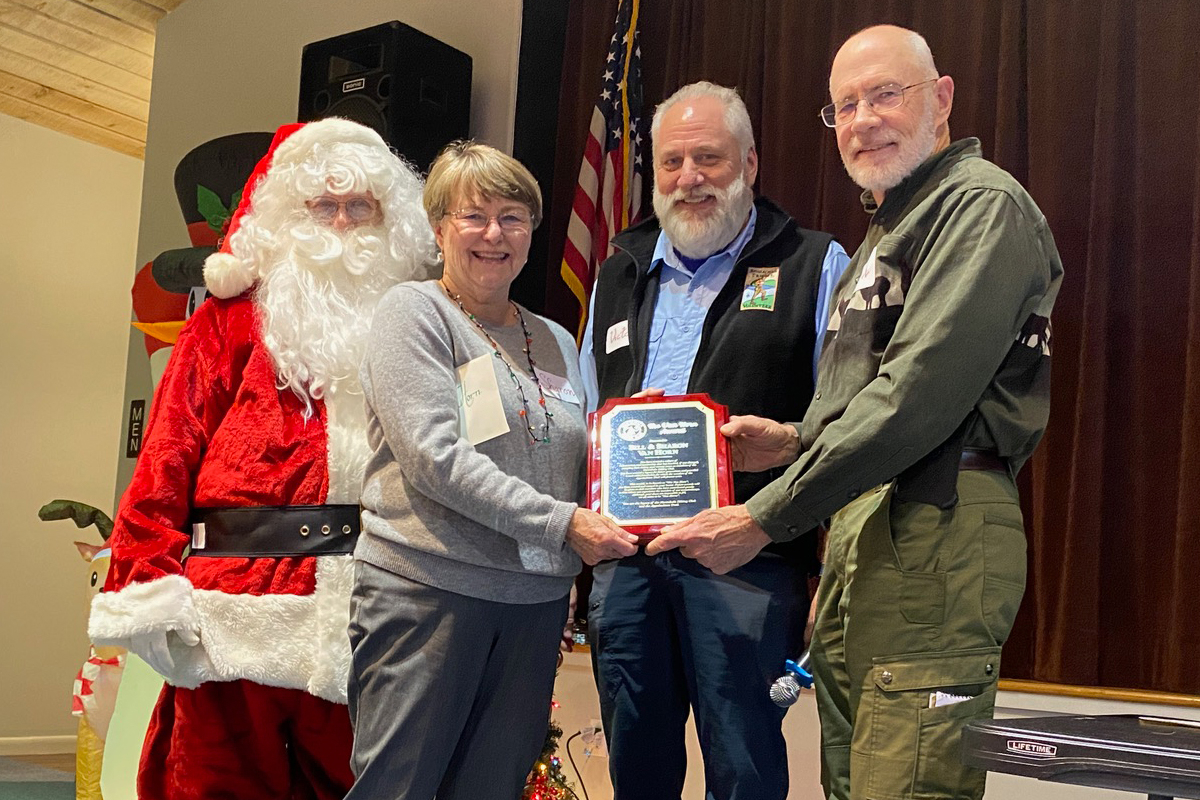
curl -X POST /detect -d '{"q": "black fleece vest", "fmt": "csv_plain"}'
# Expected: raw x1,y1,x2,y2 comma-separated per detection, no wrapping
590,198,834,565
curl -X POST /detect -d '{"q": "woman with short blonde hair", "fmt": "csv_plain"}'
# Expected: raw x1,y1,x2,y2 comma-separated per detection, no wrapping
346,141,638,799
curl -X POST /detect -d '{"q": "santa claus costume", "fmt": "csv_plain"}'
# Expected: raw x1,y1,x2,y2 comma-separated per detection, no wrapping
89,118,437,800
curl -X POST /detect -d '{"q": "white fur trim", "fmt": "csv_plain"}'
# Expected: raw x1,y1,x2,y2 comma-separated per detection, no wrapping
89,575,198,644
271,119,389,169
324,384,372,504
95,557,355,703
203,251,255,299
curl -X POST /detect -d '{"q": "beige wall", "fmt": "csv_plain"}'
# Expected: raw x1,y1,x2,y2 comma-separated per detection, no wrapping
0,115,143,742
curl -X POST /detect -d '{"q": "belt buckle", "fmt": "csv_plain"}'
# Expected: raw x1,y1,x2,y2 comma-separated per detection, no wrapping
191,522,207,550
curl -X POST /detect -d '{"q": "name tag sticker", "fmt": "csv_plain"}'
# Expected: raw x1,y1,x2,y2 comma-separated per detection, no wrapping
534,367,580,405
855,246,879,291
605,320,630,354
456,354,510,445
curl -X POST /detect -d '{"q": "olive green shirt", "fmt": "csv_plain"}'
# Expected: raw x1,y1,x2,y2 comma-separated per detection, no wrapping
747,139,1063,541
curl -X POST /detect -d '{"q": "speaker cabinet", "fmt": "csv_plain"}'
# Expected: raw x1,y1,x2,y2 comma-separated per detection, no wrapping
299,21,472,172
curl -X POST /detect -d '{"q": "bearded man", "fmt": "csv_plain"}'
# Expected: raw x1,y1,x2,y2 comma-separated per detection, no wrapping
578,81,849,800
88,118,437,800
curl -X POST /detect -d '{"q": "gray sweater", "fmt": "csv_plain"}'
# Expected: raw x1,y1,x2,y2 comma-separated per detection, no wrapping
357,279,585,603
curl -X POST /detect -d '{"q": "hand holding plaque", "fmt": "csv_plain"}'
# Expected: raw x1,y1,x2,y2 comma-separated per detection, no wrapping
587,393,734,541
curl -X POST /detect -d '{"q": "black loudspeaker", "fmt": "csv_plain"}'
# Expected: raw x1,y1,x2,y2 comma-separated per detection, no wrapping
298,21,472,172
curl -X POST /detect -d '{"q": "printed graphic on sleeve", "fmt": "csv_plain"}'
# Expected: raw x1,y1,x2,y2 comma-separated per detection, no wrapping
827,245,909,334
1018,314,1052,356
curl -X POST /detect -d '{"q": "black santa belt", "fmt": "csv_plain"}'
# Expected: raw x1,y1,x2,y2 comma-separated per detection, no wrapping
189,505,360,558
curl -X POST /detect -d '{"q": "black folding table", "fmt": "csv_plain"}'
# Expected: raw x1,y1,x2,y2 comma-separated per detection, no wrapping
962,714,1200,800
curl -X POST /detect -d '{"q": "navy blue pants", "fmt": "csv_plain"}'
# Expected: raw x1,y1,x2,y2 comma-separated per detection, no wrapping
588,549,808,800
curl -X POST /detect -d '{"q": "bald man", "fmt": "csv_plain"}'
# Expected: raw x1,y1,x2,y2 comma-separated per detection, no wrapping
648,26,1064,800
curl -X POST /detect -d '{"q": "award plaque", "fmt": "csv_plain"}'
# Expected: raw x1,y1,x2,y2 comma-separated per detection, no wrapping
587,393,734,541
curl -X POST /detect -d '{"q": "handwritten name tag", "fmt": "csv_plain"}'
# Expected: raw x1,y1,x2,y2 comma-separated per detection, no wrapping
605,320,630,354
535,367,580,405
456,354,510,445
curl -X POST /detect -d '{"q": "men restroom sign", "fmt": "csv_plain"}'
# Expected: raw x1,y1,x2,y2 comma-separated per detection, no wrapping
126,399,145,458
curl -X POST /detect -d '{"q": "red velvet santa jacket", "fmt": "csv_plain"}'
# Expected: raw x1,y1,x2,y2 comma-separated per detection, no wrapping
89,294,356,703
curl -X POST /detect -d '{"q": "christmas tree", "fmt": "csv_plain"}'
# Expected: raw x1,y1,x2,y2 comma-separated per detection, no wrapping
523,717,579,800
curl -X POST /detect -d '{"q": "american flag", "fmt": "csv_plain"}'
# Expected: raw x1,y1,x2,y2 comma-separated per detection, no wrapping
560,0,647,338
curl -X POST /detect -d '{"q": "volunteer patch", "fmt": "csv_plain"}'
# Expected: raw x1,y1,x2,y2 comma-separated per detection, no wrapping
741,266,780,311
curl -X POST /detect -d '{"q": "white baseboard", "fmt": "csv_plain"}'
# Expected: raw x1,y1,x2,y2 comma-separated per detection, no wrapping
0,735,77,756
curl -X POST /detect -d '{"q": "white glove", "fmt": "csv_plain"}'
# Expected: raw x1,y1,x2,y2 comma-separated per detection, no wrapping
128,627,200,678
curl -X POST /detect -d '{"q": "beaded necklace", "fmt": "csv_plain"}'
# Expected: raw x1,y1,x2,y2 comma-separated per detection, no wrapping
439,280,553,443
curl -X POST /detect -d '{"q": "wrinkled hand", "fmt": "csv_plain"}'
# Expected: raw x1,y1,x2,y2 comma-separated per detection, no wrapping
645,504,770,574
566,508,640,566
561,583,578,652
722,415,801,472
129,627,200,678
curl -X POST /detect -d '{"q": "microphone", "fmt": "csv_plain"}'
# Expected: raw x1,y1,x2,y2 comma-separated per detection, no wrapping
769,650,814,708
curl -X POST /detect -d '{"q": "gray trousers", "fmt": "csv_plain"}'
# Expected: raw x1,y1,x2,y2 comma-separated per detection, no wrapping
346,560,569,800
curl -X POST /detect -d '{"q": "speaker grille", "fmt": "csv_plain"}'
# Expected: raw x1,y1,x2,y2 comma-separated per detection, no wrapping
325,95,387,140
299,21,472,171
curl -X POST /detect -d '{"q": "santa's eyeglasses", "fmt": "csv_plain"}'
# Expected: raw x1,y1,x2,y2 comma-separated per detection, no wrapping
306,195,381,224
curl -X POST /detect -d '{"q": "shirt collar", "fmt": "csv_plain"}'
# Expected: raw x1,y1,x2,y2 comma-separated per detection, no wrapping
652,203,758,275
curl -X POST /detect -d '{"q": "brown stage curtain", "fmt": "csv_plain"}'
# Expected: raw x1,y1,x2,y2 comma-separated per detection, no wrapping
545,0,1200,695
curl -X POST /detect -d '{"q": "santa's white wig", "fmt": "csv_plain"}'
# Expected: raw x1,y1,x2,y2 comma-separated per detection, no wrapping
205,118,437,299
204,118,438,414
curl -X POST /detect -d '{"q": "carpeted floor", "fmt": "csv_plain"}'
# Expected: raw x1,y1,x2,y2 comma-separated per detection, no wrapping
0,755,73,800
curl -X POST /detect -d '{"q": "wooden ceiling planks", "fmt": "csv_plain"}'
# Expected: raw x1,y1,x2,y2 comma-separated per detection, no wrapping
73,0,162,33
0,0,178,158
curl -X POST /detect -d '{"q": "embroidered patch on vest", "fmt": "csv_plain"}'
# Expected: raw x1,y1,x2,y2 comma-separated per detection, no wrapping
741,266,780,311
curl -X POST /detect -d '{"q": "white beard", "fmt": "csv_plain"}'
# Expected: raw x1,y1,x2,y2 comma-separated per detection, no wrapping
842,104,939,196
653,173,755,259
255,221,394,417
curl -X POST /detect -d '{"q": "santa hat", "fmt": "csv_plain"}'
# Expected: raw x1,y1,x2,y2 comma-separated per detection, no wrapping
203,118,391,299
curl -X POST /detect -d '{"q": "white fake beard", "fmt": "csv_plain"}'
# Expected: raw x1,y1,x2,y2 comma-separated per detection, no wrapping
653,173,755,259
255,221,394,416
842,103,939,196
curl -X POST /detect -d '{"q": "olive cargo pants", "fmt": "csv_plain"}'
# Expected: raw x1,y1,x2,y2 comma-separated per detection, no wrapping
811,470,1027,800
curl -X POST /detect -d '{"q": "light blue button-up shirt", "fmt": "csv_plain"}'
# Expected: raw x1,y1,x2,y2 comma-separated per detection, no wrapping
640,206,760,397
579,212,850,412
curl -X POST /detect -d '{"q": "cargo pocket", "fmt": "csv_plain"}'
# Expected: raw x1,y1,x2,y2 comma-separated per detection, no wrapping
852,647,999,800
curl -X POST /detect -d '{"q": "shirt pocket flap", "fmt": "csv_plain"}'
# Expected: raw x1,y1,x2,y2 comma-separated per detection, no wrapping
873,232,912,264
